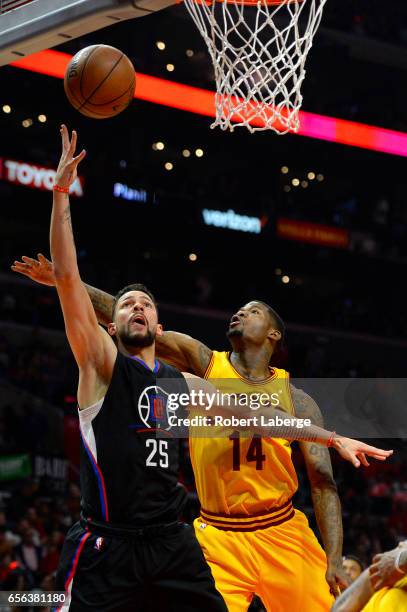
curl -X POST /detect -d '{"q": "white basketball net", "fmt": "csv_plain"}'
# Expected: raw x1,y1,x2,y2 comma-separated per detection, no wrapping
184,0,328,133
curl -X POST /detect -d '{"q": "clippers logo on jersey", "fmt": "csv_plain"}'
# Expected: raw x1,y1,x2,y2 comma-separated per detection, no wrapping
137,386,175,431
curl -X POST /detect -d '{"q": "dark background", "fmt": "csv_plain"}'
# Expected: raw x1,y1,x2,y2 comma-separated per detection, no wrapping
0,0,407,605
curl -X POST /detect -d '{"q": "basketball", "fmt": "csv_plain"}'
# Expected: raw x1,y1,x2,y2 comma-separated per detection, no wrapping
64,45,135,119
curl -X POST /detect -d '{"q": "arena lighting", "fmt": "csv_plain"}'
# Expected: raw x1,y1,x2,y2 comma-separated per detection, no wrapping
189,253,198,261
164,162,173,170
282,275,290,284
156,141,165,150
308,172,316,180
10,50,407,157
166,64,175,72
292,178,300,187
281,166,289,174
156,41,166,51
2,105,11,113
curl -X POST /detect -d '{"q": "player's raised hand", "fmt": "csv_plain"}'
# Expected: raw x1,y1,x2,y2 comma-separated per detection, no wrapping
332,436,393,468
11,253,55,286
55,124,86,190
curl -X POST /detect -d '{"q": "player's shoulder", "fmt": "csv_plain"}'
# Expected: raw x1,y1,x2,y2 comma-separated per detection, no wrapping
289,385,322,419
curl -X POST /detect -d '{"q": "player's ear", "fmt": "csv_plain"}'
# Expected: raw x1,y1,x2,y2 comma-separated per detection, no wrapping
267,328,281,342
156,323,164,337
107,322,117,337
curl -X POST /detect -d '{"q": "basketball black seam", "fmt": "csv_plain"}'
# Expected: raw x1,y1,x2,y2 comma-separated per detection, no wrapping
83,78,135,107
65,83,87,111
79,53,126,110
78,46,100,102
81,87,134,119
80,84,134,117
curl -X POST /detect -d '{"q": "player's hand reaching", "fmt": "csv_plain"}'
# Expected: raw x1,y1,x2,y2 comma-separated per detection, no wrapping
326,561,350,598
55,124,86,189
332,436,393,468
11,254,55,286
369,542,407,591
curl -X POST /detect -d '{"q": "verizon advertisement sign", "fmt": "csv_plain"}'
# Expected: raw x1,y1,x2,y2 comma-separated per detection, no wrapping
0,158,84,197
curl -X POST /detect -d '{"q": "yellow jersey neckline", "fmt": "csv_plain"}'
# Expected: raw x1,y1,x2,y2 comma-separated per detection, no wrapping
227,352,277,385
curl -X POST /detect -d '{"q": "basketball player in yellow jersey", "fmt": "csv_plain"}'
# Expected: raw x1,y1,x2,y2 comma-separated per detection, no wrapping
11,260,393,611
332,542,407,612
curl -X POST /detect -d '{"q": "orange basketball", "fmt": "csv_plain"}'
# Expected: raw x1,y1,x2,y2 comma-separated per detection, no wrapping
64,45,136,119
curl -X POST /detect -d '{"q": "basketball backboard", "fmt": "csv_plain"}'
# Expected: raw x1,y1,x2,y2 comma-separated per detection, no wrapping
0,0,175,68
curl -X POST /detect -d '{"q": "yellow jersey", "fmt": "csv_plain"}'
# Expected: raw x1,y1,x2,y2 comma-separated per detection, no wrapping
189,350,298,530
361,576,407,611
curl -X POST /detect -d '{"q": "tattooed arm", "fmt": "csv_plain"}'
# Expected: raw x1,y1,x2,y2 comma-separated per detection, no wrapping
331,570,373,612
81,284,115,326
155,332,212,375
292,386,350,598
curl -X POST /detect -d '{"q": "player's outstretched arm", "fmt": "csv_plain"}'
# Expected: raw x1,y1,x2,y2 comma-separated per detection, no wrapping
331,570,373,612
51,125,116,408
11,254,116,327
182,375,393,466
11,256,212,374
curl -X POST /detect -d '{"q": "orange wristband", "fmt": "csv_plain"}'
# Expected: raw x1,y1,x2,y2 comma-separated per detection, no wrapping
327,431,336,447
53,184,69,194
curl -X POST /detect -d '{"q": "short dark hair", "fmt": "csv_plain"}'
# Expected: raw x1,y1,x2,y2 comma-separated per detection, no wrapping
256,301,286,345
112,284,157,319
343,555,364,571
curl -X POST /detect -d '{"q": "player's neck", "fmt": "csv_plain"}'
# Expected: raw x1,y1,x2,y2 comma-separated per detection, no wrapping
230,346,272,381
120,344,157,371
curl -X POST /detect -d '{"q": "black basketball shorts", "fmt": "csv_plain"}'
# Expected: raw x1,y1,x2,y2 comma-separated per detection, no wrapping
55,520,227,611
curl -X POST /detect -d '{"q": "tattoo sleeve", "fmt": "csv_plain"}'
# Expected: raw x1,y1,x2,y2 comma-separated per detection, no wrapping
293,386,344,566
84,284,114,327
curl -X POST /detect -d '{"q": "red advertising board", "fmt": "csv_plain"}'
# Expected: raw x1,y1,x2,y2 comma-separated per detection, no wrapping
0,157,84,196
277,218,349,249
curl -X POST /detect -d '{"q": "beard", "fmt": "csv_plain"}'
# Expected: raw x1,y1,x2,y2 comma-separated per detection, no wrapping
119,328,155,348
226,328,244,338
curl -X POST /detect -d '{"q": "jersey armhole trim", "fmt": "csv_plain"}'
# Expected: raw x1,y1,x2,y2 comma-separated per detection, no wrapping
78,397,105,423
203,351,215,380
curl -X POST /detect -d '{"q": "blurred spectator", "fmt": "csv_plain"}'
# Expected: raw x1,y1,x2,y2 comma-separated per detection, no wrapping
342,555,364,583
15,528,42,588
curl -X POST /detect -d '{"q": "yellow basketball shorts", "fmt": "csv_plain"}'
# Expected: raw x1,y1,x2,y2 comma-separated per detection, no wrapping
361,583,407,612
194,509,334,612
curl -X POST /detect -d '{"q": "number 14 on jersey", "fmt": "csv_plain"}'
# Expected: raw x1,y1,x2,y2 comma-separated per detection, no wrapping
230,433,266,471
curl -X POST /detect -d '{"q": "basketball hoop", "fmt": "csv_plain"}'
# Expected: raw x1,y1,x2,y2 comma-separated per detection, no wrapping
183,0,328,133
